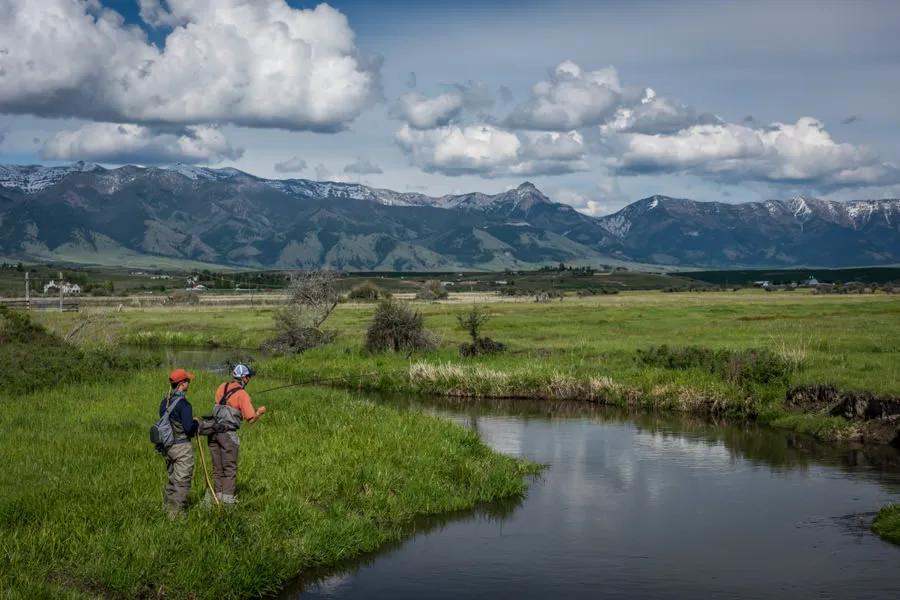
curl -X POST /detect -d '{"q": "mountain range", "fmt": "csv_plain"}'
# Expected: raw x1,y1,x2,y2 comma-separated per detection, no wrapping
0,162,897,270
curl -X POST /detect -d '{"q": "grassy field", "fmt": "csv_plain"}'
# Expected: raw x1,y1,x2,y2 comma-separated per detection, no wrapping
0,372,537,598
32,288,900,440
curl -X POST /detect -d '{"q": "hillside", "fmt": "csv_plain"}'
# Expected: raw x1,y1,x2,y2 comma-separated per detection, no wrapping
1,163,897,269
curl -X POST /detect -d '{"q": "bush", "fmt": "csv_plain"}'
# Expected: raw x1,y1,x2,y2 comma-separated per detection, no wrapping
262,270,338,354
456,305,505,357
365,300,438,353
416,280,448,301
0,307,149,393
635,344,794,387
347,281,383,301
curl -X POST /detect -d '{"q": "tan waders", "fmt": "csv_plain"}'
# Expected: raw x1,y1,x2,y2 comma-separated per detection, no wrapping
164,442,194,515
208,431,240,504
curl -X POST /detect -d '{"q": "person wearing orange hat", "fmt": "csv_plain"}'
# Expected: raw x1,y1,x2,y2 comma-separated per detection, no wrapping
159,368,199,516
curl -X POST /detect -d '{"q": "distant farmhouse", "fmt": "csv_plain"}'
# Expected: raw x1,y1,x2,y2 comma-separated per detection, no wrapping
43,280,81,296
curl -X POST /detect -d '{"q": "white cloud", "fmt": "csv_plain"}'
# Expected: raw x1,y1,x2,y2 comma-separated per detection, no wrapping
40,122,243,164
605,117,900,187
274,157,308,173
395,92,465,129
394,81,494,129
0,0,378,131
506,61,642,130
603,88,721,135
344,158,383,175
394,123,588,177
137,0,185,28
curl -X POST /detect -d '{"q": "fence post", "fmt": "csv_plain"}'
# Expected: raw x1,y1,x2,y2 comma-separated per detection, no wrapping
25,271,30,310
58,271,64,311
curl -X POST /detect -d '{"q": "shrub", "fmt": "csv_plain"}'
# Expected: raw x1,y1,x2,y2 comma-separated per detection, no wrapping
347,281,382,301
263,270,339,354
635,344,794,387
456,305,505,357
416,280,448,301
365,299,438,353
0,307,150,393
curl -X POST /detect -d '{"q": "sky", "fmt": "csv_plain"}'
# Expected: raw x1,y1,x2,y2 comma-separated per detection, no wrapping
1,0,899,215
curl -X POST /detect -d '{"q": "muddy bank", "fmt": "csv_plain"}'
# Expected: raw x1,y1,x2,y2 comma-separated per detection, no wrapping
786,385,900,446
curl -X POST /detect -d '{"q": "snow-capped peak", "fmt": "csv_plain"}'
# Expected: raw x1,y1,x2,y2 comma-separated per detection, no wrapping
162,163,243,181
0,162,105,193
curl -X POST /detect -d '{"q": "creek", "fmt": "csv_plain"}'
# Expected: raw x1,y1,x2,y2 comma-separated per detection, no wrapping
285,395,900,599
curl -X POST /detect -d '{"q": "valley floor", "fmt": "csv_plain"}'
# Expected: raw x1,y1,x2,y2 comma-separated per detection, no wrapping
25,289,900,552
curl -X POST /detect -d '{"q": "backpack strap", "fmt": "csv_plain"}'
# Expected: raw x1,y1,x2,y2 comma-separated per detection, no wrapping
218,382,242,406
163,394,182,418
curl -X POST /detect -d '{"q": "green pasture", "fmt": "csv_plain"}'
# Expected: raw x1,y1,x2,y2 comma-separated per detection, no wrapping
0,371,536,599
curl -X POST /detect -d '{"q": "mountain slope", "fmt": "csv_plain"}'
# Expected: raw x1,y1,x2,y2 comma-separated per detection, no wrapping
0,163,897,269
594,195,900,267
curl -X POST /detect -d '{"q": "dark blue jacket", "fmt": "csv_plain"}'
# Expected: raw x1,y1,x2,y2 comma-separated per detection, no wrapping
159,392,199,442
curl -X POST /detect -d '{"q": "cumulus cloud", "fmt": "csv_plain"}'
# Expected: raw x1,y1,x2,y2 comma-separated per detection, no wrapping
603,88,721,135
40,122,243,164
506,61,643,131
394,123,588,177
394,81,494,129
395,92,466,129
605,117,900,187
137,0,185,28
0,0,378,131
274,157,308,173
343,158,383,175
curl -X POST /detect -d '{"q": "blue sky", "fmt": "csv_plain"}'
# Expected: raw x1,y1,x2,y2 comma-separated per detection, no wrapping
1,0,899,214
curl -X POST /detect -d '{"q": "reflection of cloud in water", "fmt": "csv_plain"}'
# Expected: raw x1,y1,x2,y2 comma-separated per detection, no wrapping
308,572,352,595
634,431,734,471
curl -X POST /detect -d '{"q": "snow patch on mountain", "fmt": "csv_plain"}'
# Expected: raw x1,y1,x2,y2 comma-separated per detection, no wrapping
0,162,103,193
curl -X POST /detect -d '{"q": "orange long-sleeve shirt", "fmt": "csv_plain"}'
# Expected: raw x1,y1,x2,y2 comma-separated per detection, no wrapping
215,382,257,421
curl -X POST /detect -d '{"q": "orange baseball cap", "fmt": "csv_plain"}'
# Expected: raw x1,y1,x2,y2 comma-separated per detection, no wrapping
168,368,195,384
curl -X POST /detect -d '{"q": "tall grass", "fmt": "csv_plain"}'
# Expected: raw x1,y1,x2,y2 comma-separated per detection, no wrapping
872,504,900,545
0,371,537,598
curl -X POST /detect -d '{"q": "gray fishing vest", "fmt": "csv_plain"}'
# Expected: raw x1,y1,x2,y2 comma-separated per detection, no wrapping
168,393,190,444
213,383,244,432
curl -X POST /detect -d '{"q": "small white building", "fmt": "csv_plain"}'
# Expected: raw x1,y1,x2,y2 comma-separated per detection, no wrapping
43,280,81,295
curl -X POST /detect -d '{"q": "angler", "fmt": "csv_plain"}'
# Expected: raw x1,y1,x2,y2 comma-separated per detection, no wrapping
206,364,266,505
152,369,199,517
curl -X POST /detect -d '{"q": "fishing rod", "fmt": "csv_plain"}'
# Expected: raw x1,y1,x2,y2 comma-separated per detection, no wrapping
252,377,346,395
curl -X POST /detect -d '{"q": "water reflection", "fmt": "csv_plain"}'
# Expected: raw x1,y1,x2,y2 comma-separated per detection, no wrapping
284,394,900,599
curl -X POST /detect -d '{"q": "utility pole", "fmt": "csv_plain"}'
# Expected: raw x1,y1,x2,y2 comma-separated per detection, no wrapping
24,271,30,310
58,271,64,312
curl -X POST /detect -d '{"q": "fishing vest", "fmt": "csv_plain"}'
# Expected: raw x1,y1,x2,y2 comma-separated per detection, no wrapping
167,392,190,444
212,382,244,433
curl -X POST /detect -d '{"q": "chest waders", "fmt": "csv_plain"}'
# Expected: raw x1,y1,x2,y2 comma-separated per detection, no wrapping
209,383,245,505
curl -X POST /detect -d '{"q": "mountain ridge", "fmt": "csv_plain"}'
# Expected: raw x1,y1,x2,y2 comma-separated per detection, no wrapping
0,163,897,269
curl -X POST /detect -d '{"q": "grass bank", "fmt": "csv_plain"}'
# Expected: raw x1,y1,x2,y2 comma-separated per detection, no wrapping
0,371,537,598
872,504,900,545
35,292,900,441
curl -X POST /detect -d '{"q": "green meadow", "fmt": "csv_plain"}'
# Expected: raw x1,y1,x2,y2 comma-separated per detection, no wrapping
0,371,537,598
8,287,899,592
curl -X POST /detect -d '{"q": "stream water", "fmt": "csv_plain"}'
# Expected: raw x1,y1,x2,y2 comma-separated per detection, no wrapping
285,396,900,599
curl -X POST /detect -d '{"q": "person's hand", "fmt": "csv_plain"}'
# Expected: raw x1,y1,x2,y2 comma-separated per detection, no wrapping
257,406,267,416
